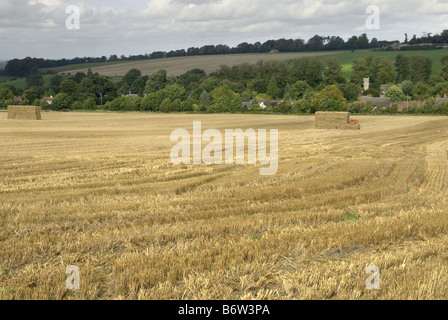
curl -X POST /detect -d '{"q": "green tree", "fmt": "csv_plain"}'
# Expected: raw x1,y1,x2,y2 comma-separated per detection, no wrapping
43,88,55,97
49,74,64,89
311,85,347,112
83,97,97,110
52,93,73,110
159,98,173,113
324,57,345,84
292,99,311,114
141,92,162,111
79,75,117,100
431,82,448,98
410,55,432,82
400,80,414,97
276,101,293,114
71,101,83,110
290,57,323,86
73,72,86,83
412,82,431,100
215,92,241,113
26,74,44,88
181,99,194,112
351,58,370,85
108,97,131,111
163,84,187,101
59,79,79,98
0,87,14,100
172,98,183,112
304,58,323,87
179,68,207,90
200,90,211,109
129,97,142,111
292,80,312,99
385,85,404,102
211,85,241,113
338,83,362,102
3,98,14,108
267,77,280,99
122,69,142,87
395,54,410,82
440,59,448,81
144,69,167,93
22,87,40,104
241,89,253,102
375,57,395,84
200,77,221,93
130,76,148,96
283,83,293,101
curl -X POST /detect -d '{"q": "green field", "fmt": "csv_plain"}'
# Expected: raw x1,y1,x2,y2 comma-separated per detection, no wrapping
315,49,448,80
0,74,71,90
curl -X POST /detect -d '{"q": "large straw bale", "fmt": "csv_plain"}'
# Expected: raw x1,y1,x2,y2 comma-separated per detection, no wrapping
315,111,360,130
7,106,42,120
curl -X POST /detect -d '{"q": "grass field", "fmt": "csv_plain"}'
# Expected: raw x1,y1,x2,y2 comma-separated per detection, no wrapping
0,74,71,90
1,112,448,299
317,49,448,80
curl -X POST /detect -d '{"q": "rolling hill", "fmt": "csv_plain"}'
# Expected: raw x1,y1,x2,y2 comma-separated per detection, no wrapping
53,52,336,77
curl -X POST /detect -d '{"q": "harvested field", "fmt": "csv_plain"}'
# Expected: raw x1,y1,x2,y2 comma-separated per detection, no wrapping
60,52,334,77
1,112,448,300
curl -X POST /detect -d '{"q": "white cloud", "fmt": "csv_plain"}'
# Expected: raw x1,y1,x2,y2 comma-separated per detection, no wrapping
1,0,447,59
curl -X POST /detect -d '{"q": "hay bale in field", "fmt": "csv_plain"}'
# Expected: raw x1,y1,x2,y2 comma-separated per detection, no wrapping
315,111,360,130
7,106,42,120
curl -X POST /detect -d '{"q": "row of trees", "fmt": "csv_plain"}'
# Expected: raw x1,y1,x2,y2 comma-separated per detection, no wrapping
350,53,434,90
3,53,448,115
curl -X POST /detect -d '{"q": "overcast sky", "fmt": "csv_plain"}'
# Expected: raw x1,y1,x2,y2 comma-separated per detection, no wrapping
1,0,448,60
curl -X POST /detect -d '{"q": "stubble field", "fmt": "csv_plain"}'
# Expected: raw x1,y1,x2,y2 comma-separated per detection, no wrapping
1,112,448,300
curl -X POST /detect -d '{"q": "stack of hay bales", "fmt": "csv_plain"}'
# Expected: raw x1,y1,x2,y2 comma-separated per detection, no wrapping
7,106,42,120
315,111,360,130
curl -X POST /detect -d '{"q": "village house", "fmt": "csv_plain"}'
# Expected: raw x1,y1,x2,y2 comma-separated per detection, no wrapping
40,96,53,105
124,93,139,99
359,96,393,109
396,101,419,112
435,94,448,105
241,99,268,109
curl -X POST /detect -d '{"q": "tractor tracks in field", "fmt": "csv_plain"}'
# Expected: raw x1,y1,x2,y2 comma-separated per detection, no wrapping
420,139,448,195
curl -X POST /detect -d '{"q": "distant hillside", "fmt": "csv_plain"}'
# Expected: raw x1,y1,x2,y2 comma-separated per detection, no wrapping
53,49,448,81
55,52,336,77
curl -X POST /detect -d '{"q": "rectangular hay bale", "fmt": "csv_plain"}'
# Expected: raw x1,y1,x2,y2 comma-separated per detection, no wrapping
315,111,360,130
7,106,42,120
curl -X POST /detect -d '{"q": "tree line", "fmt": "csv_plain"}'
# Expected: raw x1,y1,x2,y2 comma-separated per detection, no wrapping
2,53,448,115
